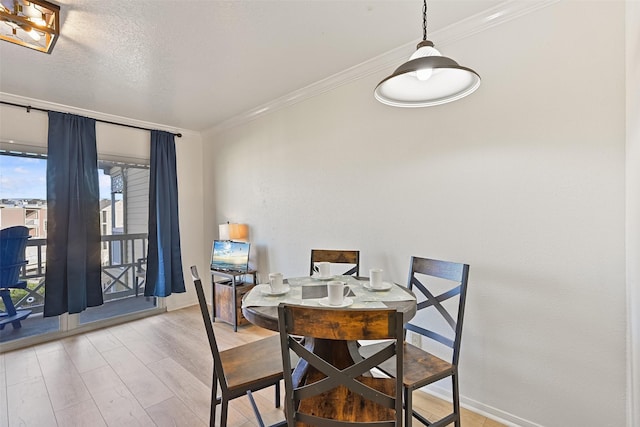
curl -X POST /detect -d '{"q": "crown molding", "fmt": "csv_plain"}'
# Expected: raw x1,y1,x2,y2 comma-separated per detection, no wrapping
210,0,560,135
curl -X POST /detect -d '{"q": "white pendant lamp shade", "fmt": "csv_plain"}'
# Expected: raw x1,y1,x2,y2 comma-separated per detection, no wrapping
374,0,480,108
375,40,480,107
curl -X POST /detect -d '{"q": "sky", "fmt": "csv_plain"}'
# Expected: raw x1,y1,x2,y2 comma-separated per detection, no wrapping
0,155,112,200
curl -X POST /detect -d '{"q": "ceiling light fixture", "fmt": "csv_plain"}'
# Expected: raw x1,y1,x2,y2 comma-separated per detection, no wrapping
374,0,480,107
0,0,60,54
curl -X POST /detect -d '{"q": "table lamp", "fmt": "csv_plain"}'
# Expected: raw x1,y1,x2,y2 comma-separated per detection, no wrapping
219,222,249,242
229,223,249,242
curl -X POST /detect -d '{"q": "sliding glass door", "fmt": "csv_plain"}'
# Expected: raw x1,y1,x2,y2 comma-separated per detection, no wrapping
0,150,161,348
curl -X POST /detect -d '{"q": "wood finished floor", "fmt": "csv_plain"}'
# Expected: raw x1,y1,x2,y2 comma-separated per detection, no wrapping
0,305,505,427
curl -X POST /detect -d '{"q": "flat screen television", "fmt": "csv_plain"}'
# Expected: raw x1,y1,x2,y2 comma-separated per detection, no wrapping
210,240,251,273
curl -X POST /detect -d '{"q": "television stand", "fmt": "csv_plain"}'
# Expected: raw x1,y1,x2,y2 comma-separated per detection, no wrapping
210,269,257,332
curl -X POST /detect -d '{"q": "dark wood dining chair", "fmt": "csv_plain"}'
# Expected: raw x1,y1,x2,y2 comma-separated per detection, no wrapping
190,265,286,427
309,249,360,276
278,304,404,426
360,256,470,427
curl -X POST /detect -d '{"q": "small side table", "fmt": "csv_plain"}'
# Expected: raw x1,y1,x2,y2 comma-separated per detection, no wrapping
210,269,257,332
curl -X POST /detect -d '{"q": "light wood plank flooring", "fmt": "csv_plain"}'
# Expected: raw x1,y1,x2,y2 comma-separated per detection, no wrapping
0,305,505,426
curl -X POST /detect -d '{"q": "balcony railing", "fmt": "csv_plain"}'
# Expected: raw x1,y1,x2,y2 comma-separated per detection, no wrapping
1,233,148,315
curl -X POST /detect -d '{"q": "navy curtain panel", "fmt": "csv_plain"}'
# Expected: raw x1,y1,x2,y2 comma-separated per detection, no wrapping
44,112,102,317
145,130,186,297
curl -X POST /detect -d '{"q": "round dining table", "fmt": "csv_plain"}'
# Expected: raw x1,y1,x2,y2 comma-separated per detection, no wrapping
241,276,417,371
242,277,417,331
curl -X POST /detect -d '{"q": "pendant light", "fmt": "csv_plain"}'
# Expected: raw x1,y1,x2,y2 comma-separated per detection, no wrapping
374,0,480,107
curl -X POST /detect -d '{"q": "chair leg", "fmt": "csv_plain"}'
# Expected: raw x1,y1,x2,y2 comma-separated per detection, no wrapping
453,373,461,427
404,386,412,427
210,374,218,427
220,398,229,427
275,381,281,408
406,385,433,426
247,390,266,427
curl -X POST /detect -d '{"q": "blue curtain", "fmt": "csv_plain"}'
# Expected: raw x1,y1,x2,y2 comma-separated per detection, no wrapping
44,112,102,317
145,130,186,297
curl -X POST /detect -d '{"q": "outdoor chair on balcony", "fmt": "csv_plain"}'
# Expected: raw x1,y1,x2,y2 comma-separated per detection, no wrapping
0,226,32,330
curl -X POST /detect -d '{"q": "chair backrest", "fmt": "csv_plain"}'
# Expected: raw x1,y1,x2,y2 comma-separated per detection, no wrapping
406,257,470,366
309,249,360,276
278,304,403,426
0,226,30,287
190,266,228,391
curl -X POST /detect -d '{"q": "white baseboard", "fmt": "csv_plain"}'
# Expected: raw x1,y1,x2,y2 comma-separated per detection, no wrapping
417,385,543,427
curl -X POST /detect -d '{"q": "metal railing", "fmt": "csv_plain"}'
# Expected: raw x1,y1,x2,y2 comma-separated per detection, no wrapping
1,233,148,314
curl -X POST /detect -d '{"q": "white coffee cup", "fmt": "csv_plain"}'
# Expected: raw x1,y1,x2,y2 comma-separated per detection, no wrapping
269,272,284,293
314,262,330,278
327,280,350,305
369,268,384,289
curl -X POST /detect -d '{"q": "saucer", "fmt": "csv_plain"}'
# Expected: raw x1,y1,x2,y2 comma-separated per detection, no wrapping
260,284,290,296
318,297,353,308
363,281,392,291
311,274,335,281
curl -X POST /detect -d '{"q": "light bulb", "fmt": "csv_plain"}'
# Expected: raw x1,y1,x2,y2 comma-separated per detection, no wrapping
27,29,41,41
30,16,47,27
409,44,441,81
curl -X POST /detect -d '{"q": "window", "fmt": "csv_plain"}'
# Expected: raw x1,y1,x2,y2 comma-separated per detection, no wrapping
0,149,157,345
83,161,155,324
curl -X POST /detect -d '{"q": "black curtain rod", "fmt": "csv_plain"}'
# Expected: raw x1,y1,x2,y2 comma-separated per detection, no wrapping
0,100,182,138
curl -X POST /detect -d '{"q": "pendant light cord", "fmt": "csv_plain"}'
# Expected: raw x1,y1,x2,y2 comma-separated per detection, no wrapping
422,0,428,42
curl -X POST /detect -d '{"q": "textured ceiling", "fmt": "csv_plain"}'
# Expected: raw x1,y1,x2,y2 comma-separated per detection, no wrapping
0,0,500,132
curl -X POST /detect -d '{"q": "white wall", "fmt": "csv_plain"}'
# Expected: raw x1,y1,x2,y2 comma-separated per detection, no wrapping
626,2,640,426
202,2,627,426
0,97,204,311
169,128,206,310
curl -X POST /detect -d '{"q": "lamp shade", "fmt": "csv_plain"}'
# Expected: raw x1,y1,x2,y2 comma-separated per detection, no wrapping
219,223,230,240
228,224,249,242
374,46,481,107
